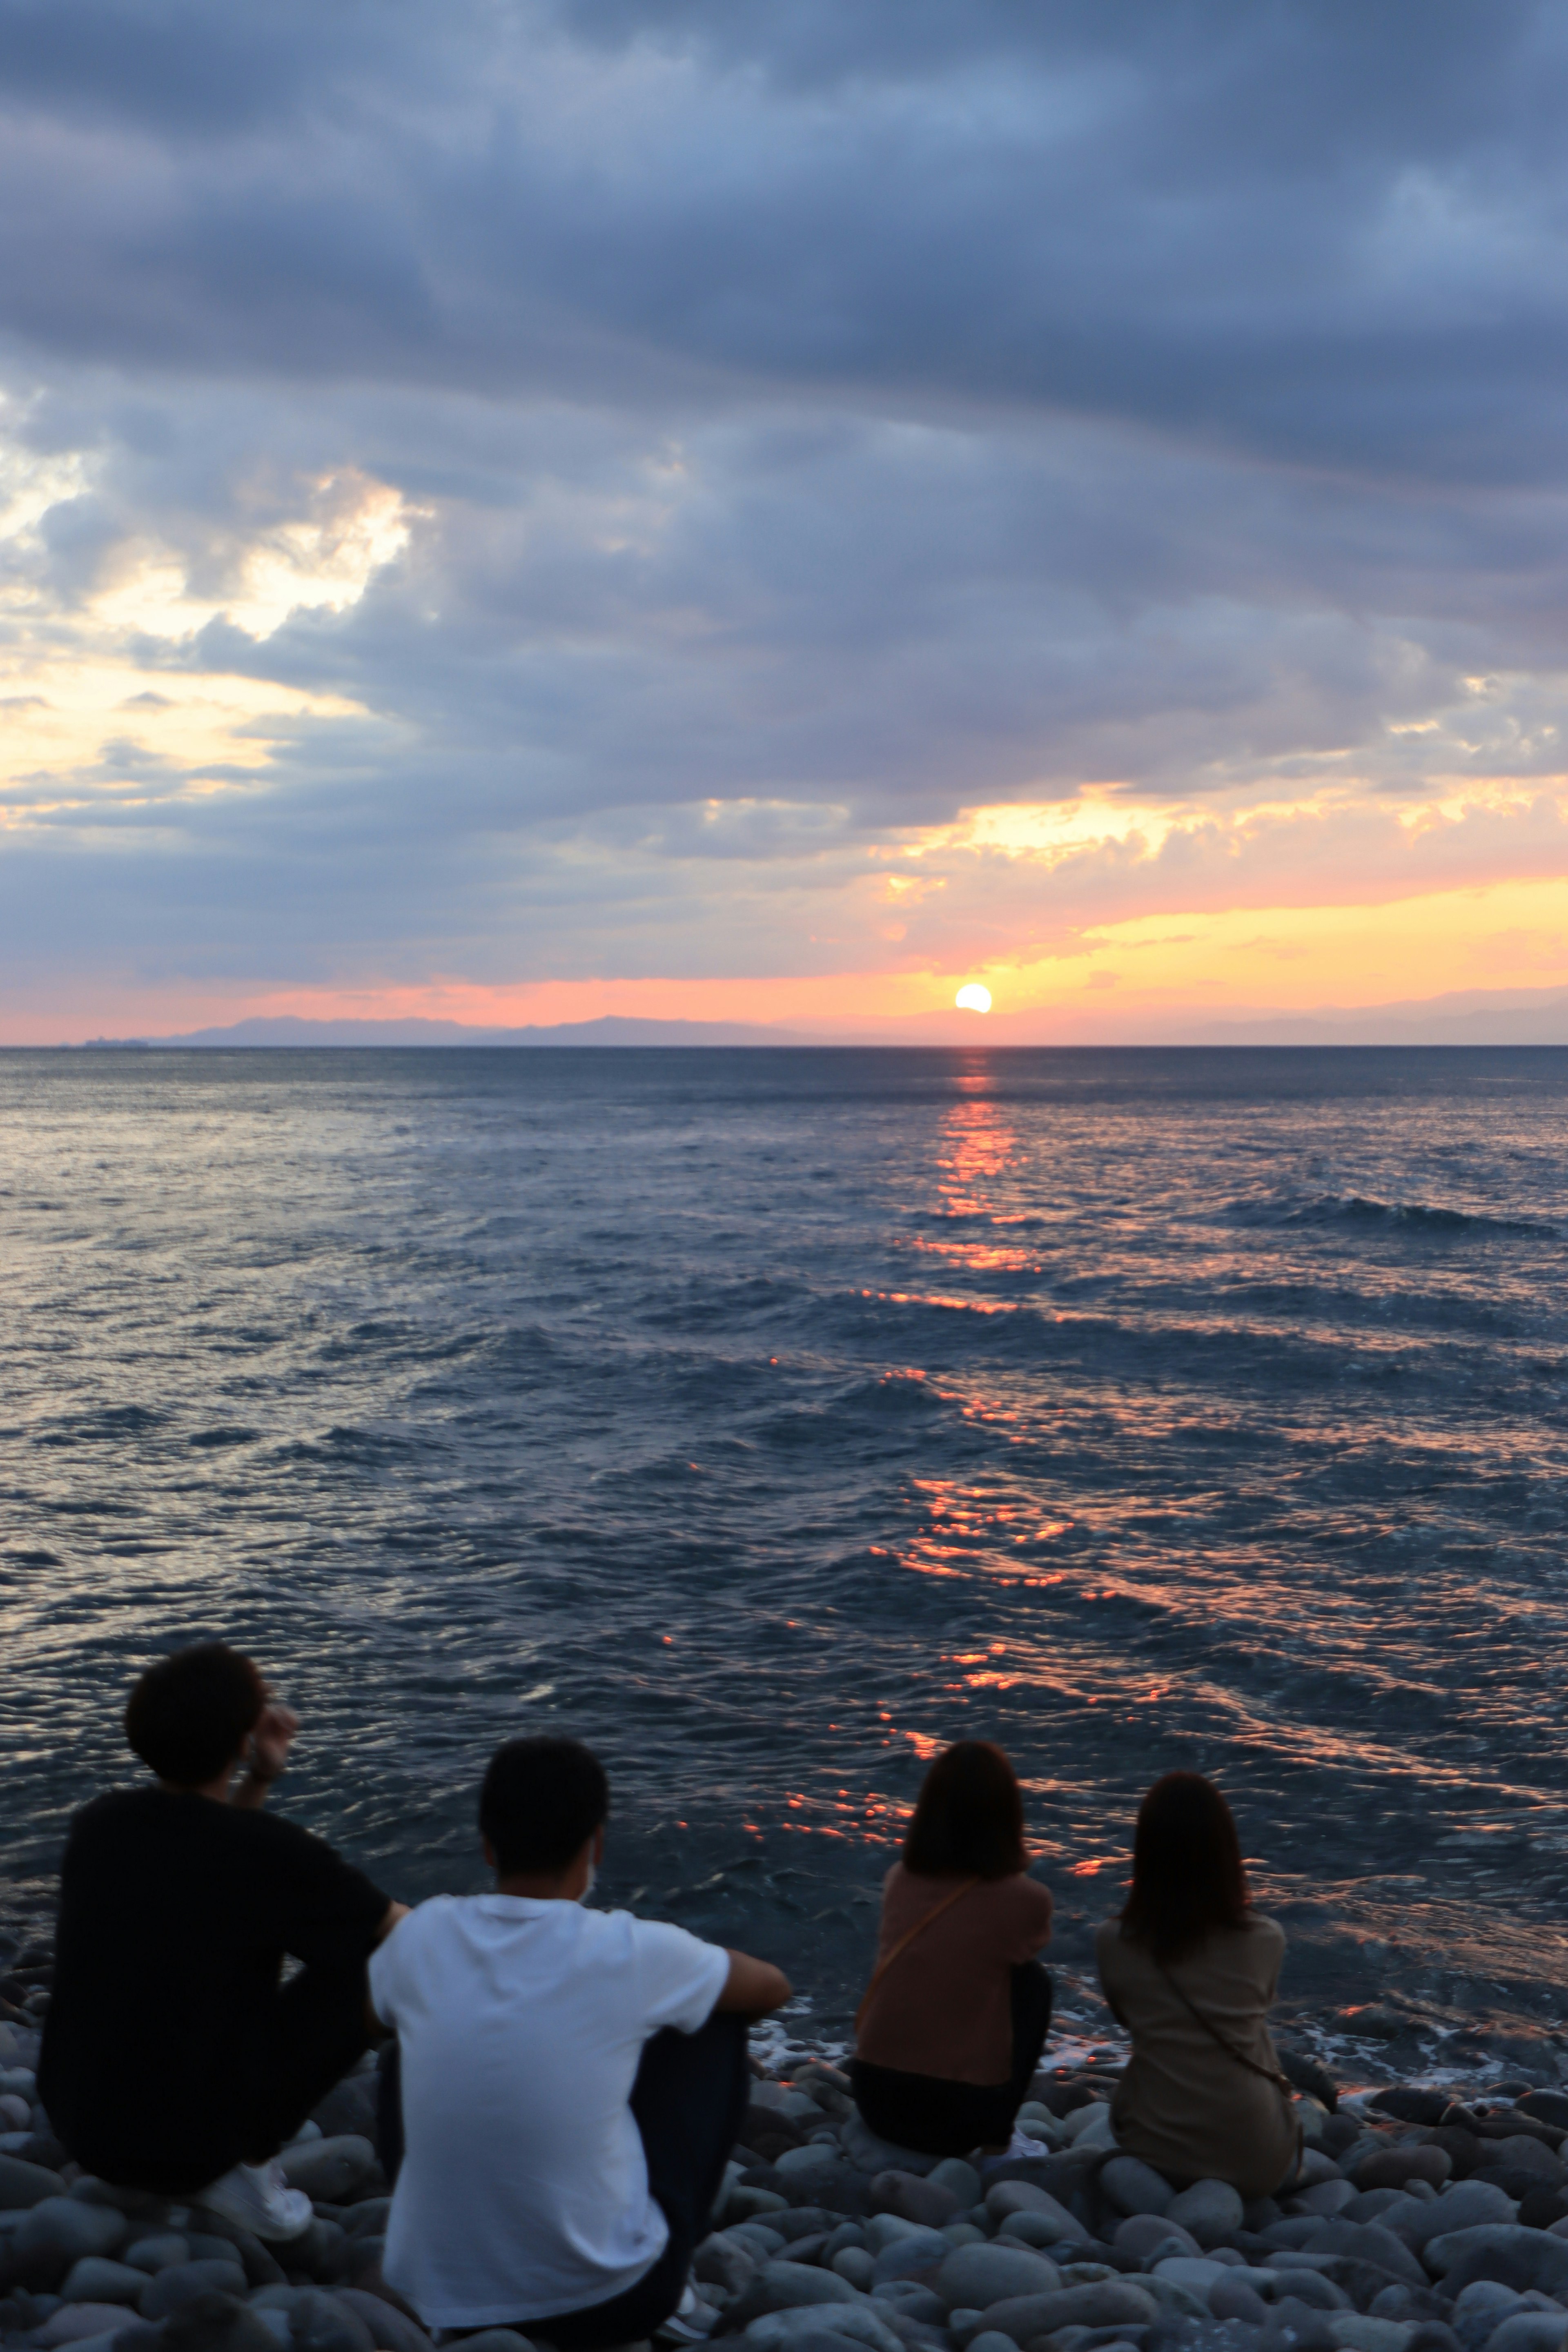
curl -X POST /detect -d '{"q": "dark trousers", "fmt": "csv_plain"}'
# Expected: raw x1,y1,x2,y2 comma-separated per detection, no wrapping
57,1952,372,2195
849,1960,1052,2159
236,1953,375,2168
379,2010,751,2352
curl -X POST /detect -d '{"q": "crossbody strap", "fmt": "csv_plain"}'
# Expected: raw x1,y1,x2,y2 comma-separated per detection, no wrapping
1155,1959,1295,2098
855,1876,982,2035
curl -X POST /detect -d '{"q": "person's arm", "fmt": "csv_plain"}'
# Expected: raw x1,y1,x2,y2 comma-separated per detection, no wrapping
715,1949,792,2018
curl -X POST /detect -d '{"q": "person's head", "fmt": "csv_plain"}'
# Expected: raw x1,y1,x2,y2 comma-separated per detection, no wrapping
1120,1771,1250,1961
480,1735,610,1886
125,1642,267,1789
902,1740,1028,1880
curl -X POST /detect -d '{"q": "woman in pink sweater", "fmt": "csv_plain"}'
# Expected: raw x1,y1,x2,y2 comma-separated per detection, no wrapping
851,1741,1054,2161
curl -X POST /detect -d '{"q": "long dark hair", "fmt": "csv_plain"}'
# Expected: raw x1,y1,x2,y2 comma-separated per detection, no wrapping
903,1740,1027,1880
1120,1771,1251,1961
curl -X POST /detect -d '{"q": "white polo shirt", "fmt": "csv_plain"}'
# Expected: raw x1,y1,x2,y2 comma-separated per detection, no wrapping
368,1894,730,2329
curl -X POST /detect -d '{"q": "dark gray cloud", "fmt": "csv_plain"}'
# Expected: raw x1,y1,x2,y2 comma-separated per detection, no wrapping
1,2,1566,478
2,2,1568,1009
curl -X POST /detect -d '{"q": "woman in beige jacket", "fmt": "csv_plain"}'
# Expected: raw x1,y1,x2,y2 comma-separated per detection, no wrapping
1097,1772,1300,2198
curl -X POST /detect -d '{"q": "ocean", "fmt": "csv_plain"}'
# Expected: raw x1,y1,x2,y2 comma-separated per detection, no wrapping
3,1046,1566,2065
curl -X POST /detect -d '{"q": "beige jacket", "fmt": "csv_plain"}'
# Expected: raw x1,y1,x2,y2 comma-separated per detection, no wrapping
1096,1913,1298,2197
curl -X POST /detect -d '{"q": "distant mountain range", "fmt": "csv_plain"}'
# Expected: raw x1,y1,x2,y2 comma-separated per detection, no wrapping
72,1013,816,1048
59,982,1568,1049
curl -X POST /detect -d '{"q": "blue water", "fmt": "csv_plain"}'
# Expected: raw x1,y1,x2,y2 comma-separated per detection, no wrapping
3,1047,1567,2054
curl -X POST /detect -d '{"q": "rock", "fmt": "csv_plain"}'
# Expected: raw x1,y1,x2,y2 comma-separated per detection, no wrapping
779,2147,845,2179
872,2283,947,2326
1492,2142,1565,2182
1305,2223,1428,2288
1166,2183,1247,2248
731,2261,864,2322
1282,2054,1341,2112
1155,2258,1230,2296
1427,2132,1485,2183
966,2334,1021,2352
1403,2332,1463,2352
1291,2184,1359,2219
1264,2294,1339,2352
291,2286,378,2352
35,2306,135,2344
1368,2287,1450,2326
1114,2214,1201,2263
1100,2158,1174,2218
1212,2275,1271,2326
1372,2095,1452,2130
937,2243,1063,2311
1408,2187,1519,2249
0,2154,64,2210
698,2234,759,2295
1517,2098,1568,2133
1358,2152,1453,2194
746,2302,904,2352
833,2250,876,2291
871,2175,960,2232
1271,2266,1352,2312
310,2082,379,2143
4,2195,128,2283
929,2162,982,2209
278,2139,378,2205
1299,2152,1345,2188
176,2214,283,2292
1452,2281,1519,2350
291,2218,350,2283
977,2282,1158,2340
1483,2321,1568,2352
1425,2228,1568,2295
58,2257,150,2305
992,2212,1065,2252
1327,2319,1415,2352
327,2288,434,2352
841,2119,938,2179
125,2235,192,2274
984,2182,1091,2249
140,2257,250,2318
871,2229,951,2285
866,2214,927,2251
162,2293,284,2352
439,2336,534,2352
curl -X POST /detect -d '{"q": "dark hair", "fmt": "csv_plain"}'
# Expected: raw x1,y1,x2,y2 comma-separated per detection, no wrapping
125,1642,267,1786
480,1736,610,1875
903,1740,1027,1880
1120,1771,1251,1961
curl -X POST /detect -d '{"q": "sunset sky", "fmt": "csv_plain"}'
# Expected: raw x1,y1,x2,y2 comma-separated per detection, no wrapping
2,2,1567,1041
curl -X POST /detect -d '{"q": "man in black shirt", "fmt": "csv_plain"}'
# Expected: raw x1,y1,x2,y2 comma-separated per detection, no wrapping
40,1643,404,2241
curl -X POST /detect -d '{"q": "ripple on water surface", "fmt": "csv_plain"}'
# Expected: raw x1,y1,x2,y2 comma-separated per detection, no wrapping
2,1045,1567,2049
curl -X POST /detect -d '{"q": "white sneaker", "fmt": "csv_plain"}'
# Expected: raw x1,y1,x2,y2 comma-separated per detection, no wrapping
655,2284,716,2344
979,2129,1051,2174
196,2158,314,2242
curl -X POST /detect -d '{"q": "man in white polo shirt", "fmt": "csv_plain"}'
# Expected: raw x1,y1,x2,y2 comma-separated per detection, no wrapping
368,1735,791,2347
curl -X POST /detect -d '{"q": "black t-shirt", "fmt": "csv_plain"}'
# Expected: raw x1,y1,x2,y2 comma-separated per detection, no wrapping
40,1786,388,2183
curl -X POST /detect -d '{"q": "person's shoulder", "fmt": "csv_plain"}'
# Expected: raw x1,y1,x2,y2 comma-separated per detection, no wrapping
70,1785,149,1833
1244,1911,1286,1952
993,1870,1052,1913
1094,1916,1130,1962
615,1907,716,1958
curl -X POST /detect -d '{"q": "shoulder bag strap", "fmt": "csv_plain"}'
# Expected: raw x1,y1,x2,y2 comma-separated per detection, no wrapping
1154,1958,1296,2098
855,1876,982,2035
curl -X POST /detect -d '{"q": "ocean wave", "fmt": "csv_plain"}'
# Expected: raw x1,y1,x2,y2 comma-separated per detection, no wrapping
1227,1189,1560,1241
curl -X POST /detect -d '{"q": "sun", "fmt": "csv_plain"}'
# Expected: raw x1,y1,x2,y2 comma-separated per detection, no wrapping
955,984,992,1013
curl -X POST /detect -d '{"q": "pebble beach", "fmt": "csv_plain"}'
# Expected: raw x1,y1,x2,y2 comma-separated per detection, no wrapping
12,1921,1568,2352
